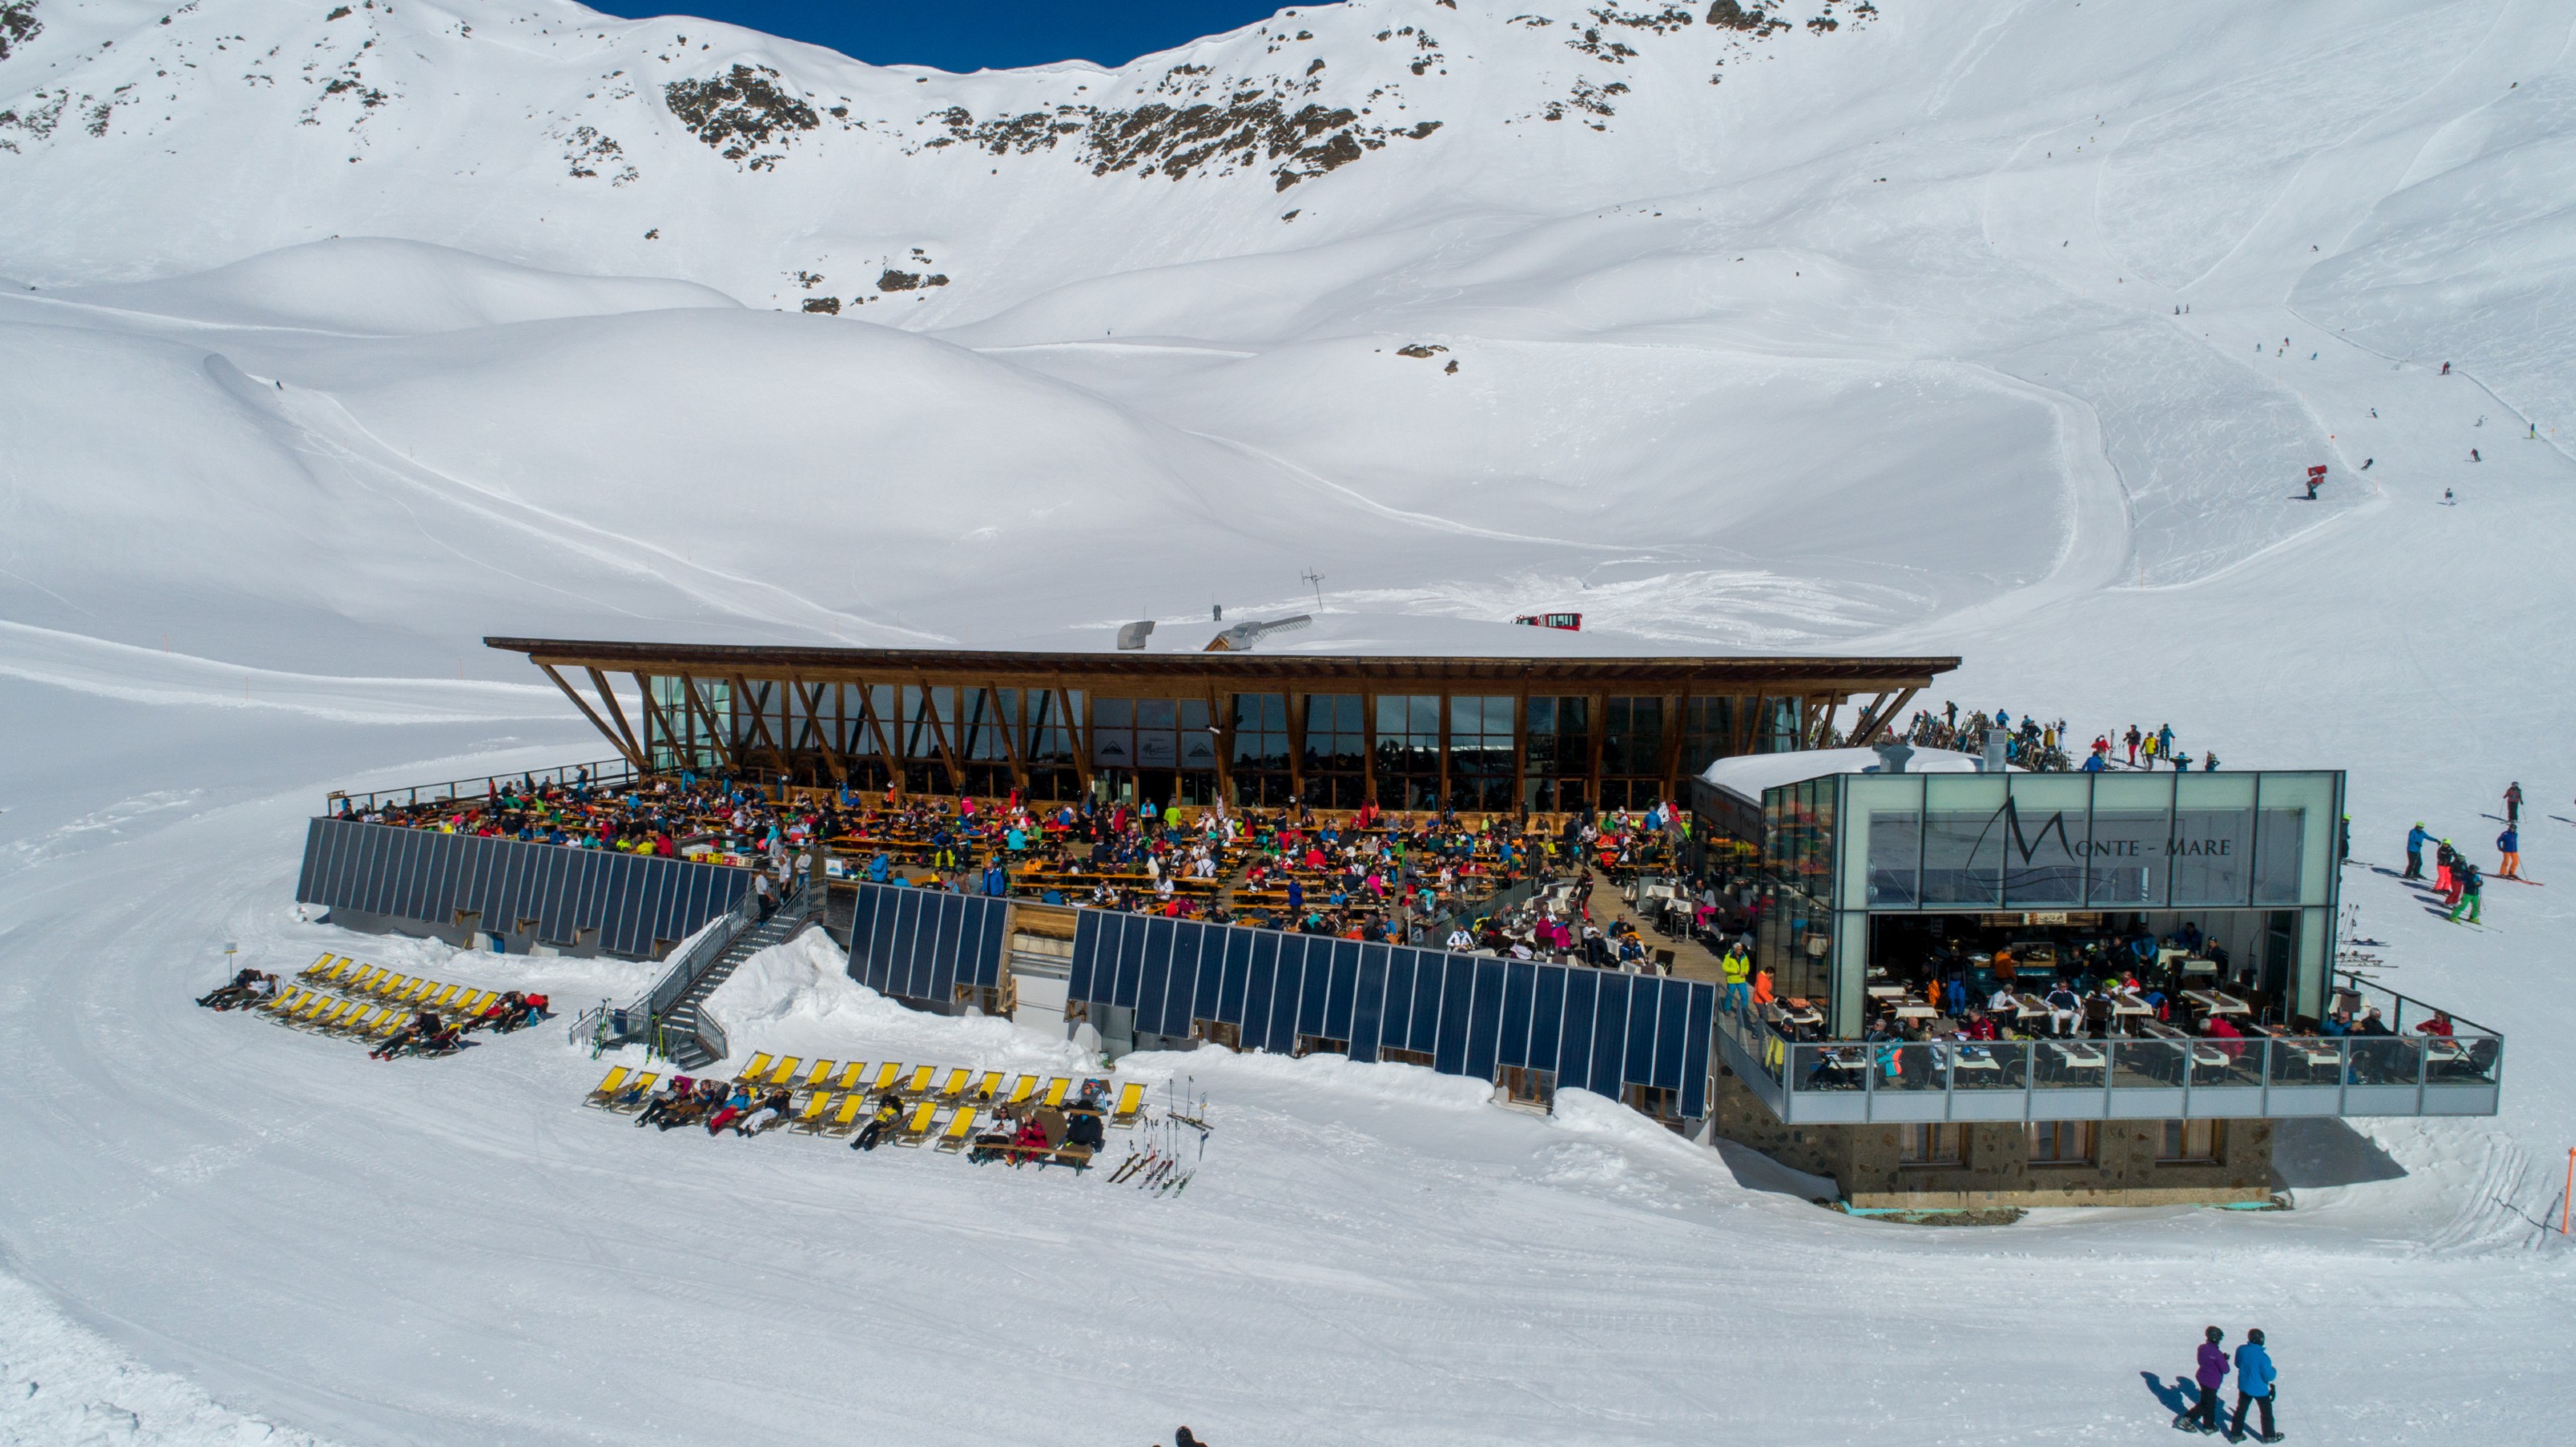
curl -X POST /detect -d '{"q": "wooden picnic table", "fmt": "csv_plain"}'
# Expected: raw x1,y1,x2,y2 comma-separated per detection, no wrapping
2180,989,2249,1016
1893,1003,1936,1020
1864,984,1908,1001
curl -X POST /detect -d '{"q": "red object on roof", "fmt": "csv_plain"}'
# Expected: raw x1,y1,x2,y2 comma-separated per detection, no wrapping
1513,612,1583,632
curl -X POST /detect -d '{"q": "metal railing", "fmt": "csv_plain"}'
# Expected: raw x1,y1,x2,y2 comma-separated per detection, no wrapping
1717,971,2501,1124
325,757,642,817
617,876,809,1063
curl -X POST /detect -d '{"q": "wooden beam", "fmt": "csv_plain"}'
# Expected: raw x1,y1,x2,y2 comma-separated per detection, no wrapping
1657,694,1686,805
539,663,639,767
916,679,964,794
1055,686,1092,795
990,682,1027,794
1284,691,1306,804
673,672,737,772
796,679,848,783
631,671,683,770
730,674,793,778
1207,682,1231,806
857,683,902,800
584,667,646,769
1855,686,1920,747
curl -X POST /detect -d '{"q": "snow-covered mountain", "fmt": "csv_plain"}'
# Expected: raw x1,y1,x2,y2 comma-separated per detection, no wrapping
5,4,2576,1441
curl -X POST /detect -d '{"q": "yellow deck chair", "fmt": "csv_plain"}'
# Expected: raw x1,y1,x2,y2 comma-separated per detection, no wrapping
387,978,428,1005
787,1091,839,1134
766,1056,803,1088
733,1053,775,1085
935,1106,979,1152
290,995,338,1026
1108,1082,1148,1128
972,1070,1005,1102
254,987,303,1017
369,1004,411,1037
829,1062,868,1091
583,1066,633,1107
867,1062,903,1092
1005,1074,1038,1107
366,975,406,1000
298,951,339,981
343,965,386,995
821,1092,870,1136
330,1004,385,1037
422,984,459,1012
901,1065,935,1096
802,1060,836,1090
935,1067,971,1101
1041,1077,1072,1108
307,1000,357,1031
608,1072,659,1111
894,1100,940,1146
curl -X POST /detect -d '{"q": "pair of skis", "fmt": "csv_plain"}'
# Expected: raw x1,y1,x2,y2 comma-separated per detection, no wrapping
1104,1078,1212,1194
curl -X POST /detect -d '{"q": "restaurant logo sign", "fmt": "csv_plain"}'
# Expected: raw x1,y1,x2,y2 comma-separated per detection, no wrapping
1975,798,2235,862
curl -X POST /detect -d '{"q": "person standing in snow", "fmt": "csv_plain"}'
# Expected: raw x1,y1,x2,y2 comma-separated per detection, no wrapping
2504,781,2522,826
2495,825,2520,880
2434,839,2460,898
2125,725,2143,767
2448,863,2483,924
2157,724,2176,758
2176,1325,2230,1433
2229,1330,2281,1442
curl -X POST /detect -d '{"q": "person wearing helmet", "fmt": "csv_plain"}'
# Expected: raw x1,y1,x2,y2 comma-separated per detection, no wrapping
2174,1325,2229,1433
2403,822,2431,880
2230,1328,2281,1442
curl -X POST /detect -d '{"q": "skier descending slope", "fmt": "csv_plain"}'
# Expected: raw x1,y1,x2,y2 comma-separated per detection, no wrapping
2404,822,2430,880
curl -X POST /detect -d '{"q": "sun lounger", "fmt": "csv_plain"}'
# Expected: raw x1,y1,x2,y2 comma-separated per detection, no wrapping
936,1106,979,1152
368,1006,410,1038
1108,1082,1147,1128
820,1092,870,1136
298,951,340,982
583,1066,633,1107
369,975,410,1001
254,987,303,1017
733,1053,775,1085
341,965,386,995
934,1068,971,1101
1041,1077,1071,1108
901,1065,935,1096
829,1062,867,1091
802,1060,836,1090
867,1062,903,1092
972,1070,1005,1102
606,1071,659,1111
788,1090,840,1134
305,1000,357,1031
894,1099,939,1146
422,984,460,1012
1005,1074,1038,1107
766,1056,803,1088
326,1004,386,1037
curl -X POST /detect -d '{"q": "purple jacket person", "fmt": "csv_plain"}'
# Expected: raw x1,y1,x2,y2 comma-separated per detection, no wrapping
2175,1326,2230,1433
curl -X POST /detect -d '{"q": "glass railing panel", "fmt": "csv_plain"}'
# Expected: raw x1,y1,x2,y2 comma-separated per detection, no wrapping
1791,1043,1867,1092
2266,1036,2345,1087
2344,1035,2423,1086
2031,1036,2107,1090
1946,1039,2028,1090
2425,1034,2500,1084
1884,1040,1946,1093
2112,1037,2189,1088
2191,1036,2266,1089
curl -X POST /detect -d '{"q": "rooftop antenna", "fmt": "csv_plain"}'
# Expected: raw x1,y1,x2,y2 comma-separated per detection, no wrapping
1301,568,1326,612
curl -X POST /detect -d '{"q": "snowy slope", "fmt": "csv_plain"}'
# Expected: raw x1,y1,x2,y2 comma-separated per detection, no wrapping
3,0,2576,1441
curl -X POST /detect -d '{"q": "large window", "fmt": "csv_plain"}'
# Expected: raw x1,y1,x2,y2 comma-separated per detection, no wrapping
898,685,954,794
1230,693,1294,806
1301,694,1366,809
1375,695,1441,810
1523,695,1590,814
2027,1120,2095,1166
1758,695,1803,752
1921,774,2008,905
1898,1123,1963,1167
2159,1119,2223,1164
1682,696,1738,777
1447,695,1513,813
1602,696,1666,810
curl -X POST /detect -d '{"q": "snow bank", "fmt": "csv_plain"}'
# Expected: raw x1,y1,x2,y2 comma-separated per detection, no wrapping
699,927,1093,1076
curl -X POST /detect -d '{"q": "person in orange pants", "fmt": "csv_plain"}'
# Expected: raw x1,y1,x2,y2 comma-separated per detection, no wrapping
2496,825,2520,880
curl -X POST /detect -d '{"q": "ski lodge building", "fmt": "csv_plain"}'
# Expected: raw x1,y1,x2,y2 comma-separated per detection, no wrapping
291,637,2501,1213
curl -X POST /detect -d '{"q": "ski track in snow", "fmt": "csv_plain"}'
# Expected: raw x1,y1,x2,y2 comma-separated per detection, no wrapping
3,0,2576,1441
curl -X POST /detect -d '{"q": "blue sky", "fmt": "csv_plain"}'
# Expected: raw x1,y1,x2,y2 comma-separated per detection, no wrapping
584,2,1297,73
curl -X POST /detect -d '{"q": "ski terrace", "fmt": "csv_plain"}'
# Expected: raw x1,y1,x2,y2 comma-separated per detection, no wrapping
287,640,2502,1210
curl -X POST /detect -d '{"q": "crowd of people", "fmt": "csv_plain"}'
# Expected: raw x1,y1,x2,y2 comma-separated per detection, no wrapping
1900,705,2229,774
621,1068,1111,1168
2399,780,2533,926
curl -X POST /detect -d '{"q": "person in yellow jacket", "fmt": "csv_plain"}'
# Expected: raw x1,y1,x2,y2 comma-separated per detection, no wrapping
1720,942,1752,1016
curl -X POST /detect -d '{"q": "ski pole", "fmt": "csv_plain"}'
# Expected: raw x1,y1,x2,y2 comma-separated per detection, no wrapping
2563,1148,2573,1236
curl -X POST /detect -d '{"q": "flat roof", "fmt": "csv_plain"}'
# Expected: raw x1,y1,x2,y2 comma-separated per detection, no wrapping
485,637,1961,690
1698,746,1990,804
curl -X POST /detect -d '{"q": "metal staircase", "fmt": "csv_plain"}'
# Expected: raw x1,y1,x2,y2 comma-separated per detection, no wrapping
657,900,812,1070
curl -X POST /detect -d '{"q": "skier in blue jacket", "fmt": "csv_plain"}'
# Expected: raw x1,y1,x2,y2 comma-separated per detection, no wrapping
2404,822,2432,880
2228,1329,2279,1441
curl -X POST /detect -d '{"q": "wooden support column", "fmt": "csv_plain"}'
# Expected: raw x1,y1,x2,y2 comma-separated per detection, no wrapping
916,680,964,794
674,673,737,771
1656,694,1686,806
1587,691,1607,812
539,663,639,768
1056,686,1092,795
797,680,848,782
990,682,1028,794
857,682,902,799
1284,691,1307,804
585,666,646,769
631,671,683,769
1206,683,1231,805
731,674,792,778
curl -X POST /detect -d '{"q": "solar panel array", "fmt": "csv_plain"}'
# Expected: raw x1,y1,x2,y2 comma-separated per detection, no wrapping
842,883,1011,1007
1067,911,1714,1118
295,818,754,960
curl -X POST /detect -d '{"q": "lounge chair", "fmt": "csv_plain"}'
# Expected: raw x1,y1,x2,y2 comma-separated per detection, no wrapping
766,1056,803,1088
935,1106,978,1152
342,965,386,996
1004,1074,1038,1107
606,1071,660,1111
820,1092,869,1136
449,990,488,1020
788,1091,839,1134
733,1053,775,1086
802,1060,836,1090
422,984,460,1012
1108,1082,1147,1128
305,1000,357,1032
1041,1077,1071,1108
867,1062,903,1092
327,1004,386,1037
900,1065,935,1096
829,1062,867,1091
972,1070,1005,1102
934,1068,971,1102
583,1066,633,1107
297,952,340,982
254,987,304,1018
894,1100,939,1146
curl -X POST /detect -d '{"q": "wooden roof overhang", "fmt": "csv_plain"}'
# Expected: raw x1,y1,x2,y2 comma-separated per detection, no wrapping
485,637,1960,694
